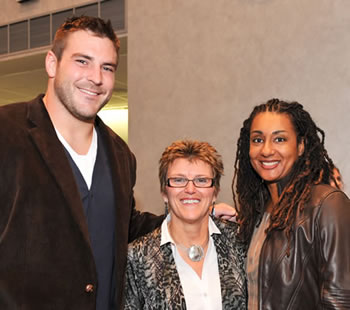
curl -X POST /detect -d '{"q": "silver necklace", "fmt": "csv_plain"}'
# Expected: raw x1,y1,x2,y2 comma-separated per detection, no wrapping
176,242,207,262
167,223,208,262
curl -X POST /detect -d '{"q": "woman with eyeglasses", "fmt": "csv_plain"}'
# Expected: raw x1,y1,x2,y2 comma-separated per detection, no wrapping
124,140,247,310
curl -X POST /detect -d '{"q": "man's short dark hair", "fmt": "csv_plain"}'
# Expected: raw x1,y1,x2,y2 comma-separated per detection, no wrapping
52,16,120,62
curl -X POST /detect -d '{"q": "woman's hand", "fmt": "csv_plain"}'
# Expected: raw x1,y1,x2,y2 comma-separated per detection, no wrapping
211,203,237,222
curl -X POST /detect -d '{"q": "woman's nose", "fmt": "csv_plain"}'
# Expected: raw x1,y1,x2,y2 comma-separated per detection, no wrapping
261,141,274,156
184,180,197,193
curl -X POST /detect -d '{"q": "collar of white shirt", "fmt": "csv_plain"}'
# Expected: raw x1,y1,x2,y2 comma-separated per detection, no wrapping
160,214,221,247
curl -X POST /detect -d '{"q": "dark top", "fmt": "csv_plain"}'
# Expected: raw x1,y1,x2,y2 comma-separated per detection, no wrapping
64,127,116,310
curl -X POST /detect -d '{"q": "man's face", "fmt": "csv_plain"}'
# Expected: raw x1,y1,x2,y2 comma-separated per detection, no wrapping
52,30,117,122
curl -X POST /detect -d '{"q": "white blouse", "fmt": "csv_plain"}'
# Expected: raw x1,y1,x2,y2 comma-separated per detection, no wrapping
160,216,222,310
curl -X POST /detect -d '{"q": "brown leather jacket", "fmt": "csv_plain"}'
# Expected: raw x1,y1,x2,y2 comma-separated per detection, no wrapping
257,184,350,309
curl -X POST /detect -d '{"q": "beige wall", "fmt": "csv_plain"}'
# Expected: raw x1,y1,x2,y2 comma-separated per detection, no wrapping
1,0,95,24
128,0,350,214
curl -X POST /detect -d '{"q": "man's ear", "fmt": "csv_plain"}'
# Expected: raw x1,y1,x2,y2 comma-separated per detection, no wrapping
45,50,58,78
298,138,305,156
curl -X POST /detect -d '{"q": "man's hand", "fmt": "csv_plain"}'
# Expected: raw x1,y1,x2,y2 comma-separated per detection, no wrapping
211,203,237,222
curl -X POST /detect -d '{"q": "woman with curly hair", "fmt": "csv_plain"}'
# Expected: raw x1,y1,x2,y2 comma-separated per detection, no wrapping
232,99,350,309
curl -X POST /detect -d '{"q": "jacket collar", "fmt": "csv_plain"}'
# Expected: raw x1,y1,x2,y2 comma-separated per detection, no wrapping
26,94,92,250
276,172,294,197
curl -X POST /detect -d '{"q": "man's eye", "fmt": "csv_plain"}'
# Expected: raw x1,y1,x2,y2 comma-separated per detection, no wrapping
76,59,87,65
103,66,115,73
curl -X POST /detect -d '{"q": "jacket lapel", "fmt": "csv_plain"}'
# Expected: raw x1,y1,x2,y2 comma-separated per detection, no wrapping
214,234,233,305
26,96,92,249
212,222,246,307
160,243,187,309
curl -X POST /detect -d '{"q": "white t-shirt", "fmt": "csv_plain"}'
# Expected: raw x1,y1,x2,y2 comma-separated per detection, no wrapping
55,127,97,189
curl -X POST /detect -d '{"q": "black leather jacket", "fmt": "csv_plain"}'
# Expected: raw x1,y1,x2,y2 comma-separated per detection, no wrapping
257,184,350,309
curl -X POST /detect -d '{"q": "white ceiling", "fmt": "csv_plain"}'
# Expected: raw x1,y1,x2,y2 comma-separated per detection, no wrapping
0,36,127,109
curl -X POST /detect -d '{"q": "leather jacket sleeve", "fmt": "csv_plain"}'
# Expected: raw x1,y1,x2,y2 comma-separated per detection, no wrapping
317,190,350,309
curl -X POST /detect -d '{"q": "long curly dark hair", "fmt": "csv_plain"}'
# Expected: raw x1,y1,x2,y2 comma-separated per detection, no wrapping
232,99,336,245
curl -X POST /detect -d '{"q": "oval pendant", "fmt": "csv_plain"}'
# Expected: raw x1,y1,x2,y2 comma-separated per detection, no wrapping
188,245,204,262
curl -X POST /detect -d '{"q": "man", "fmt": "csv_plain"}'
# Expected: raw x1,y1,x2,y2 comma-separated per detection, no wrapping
0,16,163,309
0,16,236,309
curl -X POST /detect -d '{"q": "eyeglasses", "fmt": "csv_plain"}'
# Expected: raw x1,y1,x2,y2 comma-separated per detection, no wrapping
167,177,214,188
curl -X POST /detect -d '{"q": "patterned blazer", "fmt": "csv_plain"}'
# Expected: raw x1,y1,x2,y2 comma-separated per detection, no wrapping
124,217,247,309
